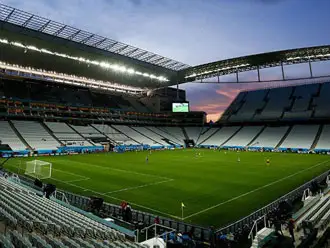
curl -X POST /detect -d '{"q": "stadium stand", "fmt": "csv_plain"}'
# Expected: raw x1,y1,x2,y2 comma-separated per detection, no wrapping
44,122,93,146
314,82,330,118
0,121,26,151
112,125,156,146
223,126,264,147
248,126,289,149
197,128,219,145
282,83,318,120
92,124,136,145
69,124,106,139
184,127,203,143
315,124,330,150
143,127,182,146
229,89,268,122
0,176,146,248
199,126,241,146
160,127,186,144
279,125,319,150
12,121,60,151
130,126,168,146
256,86,293,121
220,92,247,122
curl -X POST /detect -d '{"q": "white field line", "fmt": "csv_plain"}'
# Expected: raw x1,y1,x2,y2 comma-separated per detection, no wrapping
65,178,91,183
50,178,181,220
183,160,330,220
52,168,89,180
54,159,171,180
105,179,174,194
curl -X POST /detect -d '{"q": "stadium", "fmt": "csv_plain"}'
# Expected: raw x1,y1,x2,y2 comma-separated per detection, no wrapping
0,3,329,248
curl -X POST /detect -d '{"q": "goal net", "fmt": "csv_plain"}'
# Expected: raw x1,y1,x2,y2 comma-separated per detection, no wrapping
25,160,52,179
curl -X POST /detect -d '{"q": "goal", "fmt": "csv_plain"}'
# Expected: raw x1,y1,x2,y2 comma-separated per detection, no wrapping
25,160,52,179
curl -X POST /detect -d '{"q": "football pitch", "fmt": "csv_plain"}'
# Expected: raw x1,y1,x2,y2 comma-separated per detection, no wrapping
2,149,330,227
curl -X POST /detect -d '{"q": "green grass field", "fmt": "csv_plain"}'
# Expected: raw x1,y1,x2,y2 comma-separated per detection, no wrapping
2,149,330,228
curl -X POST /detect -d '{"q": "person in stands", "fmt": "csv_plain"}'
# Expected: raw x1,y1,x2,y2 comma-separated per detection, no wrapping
154,216,160,225
120,201,127,220
287,218,295,243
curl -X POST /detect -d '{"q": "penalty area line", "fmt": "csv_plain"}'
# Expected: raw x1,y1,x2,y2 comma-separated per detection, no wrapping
183,159,330,221
50,178,181,220
65,178,91,183
52,168,90,180
104,179,174,194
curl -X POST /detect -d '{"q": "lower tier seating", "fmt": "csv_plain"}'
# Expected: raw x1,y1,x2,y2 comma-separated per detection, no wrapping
0,176,146,247
279,125,319,149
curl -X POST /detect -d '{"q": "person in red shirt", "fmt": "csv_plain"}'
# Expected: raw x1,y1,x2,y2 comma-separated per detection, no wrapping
154,216,160,225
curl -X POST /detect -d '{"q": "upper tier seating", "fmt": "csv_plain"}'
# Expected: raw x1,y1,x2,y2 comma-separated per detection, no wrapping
112,125,159,146
185,127,203,143
0,121,26,151
0,177,146,247
223,126,263,147
44,122,92,146
280,125,319,149
124,97,149,112
200,126,240,146
282,84,318,120
220,92,247,121
315,125,330,150
12,121,60,150
92,124,136,145
314,83,330,118
229,89,268,122
250,126,289,148
256,87,293,120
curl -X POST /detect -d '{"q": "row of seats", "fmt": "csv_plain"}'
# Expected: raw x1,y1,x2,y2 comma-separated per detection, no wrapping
0,177,148,247
296,194,330,231
221,82,330,122
12,121,60,150
1,79,153,112
198,124,330,150
3,120,330,151
0,177,124,240
45,122,93,146
0,231,145,248
0,121,26,150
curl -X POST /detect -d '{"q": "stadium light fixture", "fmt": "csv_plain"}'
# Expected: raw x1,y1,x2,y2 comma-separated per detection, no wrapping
0,37,169,82
184,63,250,79
0,61,149,94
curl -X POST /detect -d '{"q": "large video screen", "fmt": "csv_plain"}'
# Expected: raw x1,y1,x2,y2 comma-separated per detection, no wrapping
172,102,189,112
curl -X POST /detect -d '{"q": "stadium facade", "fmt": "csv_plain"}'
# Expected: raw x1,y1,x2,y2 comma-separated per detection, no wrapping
0,4,330,248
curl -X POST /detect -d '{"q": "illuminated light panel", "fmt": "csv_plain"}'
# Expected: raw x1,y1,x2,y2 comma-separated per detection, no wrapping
0,61,149,93
0,38,169,82
184,63,250,78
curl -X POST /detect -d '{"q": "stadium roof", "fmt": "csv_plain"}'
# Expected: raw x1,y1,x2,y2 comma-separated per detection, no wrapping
0,4,190,71
179,45,330,82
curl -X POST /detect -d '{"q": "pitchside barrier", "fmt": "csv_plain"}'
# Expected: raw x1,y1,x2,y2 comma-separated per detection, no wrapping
18,170,329,241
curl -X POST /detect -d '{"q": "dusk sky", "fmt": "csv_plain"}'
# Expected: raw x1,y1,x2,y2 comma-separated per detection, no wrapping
2,0,330,121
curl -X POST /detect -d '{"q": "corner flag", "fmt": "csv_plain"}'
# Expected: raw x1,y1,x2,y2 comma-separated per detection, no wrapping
181,202,185,208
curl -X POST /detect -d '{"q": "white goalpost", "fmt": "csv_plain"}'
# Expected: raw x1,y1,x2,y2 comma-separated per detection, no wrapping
25,160,52,179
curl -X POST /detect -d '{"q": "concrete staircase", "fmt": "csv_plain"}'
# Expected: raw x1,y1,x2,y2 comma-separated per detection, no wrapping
251,227,275,248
